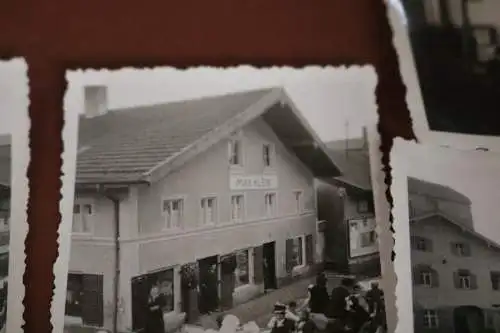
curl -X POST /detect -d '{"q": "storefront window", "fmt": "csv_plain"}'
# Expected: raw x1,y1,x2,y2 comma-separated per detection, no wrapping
291,237,304,268
234,249,250,288
150,268,175,312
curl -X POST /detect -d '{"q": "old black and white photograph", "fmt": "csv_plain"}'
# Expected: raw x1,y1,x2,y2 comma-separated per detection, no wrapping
0,58,31,332
395,0,500,137
391,139,500,333
57,66,391,333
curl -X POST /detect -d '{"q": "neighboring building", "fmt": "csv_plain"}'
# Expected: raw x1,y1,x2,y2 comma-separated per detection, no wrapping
409,178,500,333
316,132,380,277
66,87,341,332
0,137,11,282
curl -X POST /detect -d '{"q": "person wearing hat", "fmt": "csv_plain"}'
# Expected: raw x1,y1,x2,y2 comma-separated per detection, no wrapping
267,303,296,333
308,273,330,315
329,277,356,332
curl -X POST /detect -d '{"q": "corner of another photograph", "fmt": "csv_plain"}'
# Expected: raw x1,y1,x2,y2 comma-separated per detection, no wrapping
0,58,30,332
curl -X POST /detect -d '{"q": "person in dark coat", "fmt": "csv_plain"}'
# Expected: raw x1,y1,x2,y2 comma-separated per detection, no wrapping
145,284,166,333
365,282,385,333
268,303,296,333
346,284,371,333
309,273,330,315
329,278,356,333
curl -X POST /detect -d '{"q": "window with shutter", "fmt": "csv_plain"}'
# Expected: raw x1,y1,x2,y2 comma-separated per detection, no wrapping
253,246,264,284
285,239,294,273
305,234,314,265
413,265,423,285
490,271,500,290
431,269,440,287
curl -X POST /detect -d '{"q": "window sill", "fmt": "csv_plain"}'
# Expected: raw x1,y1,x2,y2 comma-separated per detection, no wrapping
229,165,245,174
71,232,94,238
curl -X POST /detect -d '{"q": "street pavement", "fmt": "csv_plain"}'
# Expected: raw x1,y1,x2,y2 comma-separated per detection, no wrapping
197,273,360,329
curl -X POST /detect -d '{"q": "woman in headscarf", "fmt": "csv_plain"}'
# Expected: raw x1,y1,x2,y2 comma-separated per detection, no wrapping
145,284,166,333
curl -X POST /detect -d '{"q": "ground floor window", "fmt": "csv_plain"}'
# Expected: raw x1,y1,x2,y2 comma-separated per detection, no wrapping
234,249,251,288
154,268,175,312
289,236,305,268
0,253,8,279
65,273,104,327
423,309,439,328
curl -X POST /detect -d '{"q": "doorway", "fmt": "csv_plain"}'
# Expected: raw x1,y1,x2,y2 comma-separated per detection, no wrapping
198,255,219,314
263,242,277,290
454,306,485,333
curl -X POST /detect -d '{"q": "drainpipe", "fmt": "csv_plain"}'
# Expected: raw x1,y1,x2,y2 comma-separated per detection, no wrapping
100,186,121,333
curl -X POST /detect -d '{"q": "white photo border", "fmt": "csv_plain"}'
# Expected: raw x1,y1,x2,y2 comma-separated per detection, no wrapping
385,0,500,151
2,58,30,332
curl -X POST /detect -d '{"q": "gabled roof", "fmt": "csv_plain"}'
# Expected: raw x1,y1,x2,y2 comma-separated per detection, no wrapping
324,136,372,192
408,177,471,205
410,212,500,252
76,87,341,185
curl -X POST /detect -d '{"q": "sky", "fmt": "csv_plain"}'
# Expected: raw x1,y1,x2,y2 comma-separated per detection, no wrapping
0,60,27,136
64,66,377,142
402,144,500,243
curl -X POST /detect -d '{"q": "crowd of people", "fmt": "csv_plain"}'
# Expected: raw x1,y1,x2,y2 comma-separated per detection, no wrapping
266,273,386,333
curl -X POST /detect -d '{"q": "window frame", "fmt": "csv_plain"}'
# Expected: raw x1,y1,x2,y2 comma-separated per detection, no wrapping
420,271,433,287
453,242,471,257
161,196,186,230
228,134,244,168
230,193,246,222
264,191,278,218
262,143,275,168
423,309,439,329
233,248,254,289
357,199,369,213
290,235,306,270
200,195,218,226
72,200,95,235
458,273,472,290
293,190,303,215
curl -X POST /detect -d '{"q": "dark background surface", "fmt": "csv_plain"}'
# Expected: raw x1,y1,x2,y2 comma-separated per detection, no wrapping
0,1,414,332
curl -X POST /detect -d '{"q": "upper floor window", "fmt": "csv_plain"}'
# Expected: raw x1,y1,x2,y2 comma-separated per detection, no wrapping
263,144,274,167
423,309,439,329
231,195,244,222
294,191,303,214
413,264,439,287
228,139,242,166
451,242,471,257
360,231,377,248
162,198,184,229
265,192,277,217
490,271,500,291
201,197,217,225
357,199,369,213
454,269,477,290
72,203,93,234
411,235,433,252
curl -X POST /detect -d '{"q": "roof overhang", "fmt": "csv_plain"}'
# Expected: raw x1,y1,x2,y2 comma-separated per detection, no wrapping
411,212,500,251
260,90,342,178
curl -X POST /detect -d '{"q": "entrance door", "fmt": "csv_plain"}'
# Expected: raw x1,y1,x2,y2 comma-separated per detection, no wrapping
219,254,236,310
454,306,485,333
198,256,219,314
263,242,277,290
131,274,150,332
181,263,199,323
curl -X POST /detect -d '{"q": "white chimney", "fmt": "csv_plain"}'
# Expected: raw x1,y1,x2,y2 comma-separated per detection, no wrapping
84,85,108,118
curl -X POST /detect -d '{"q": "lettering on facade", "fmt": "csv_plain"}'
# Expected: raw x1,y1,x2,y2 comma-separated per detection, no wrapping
230,175,278,191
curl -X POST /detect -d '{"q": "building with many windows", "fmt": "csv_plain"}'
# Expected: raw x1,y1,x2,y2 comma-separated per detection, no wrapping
316,134,380,277
409,178,500,333
65,87,341,332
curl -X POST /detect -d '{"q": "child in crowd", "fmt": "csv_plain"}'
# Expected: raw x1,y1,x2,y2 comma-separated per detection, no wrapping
268,303,296,333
